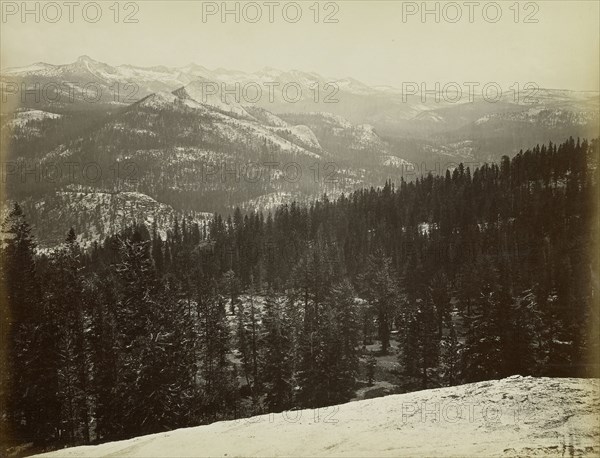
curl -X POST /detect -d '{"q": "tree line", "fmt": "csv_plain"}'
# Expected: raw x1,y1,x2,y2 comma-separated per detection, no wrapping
1,137,598,454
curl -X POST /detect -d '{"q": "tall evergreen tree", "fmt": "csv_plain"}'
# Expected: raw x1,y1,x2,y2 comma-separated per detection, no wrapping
0,203,54,445
261,289,293,411
197,280,236,421
359,251,399,354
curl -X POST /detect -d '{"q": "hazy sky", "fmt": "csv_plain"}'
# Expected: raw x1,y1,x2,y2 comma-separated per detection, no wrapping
1,1,599,90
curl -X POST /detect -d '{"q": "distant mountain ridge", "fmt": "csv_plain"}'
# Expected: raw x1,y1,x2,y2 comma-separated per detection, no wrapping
1,72,410,247
3,55,598,130
1,56,599,246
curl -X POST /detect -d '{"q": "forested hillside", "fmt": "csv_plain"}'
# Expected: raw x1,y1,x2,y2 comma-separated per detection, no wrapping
1,137,598,455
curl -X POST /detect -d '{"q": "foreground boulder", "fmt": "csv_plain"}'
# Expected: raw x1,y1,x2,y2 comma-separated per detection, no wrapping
39,376,599,457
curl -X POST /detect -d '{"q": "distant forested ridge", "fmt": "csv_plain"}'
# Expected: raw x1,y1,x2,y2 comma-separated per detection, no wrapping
1,137,598,454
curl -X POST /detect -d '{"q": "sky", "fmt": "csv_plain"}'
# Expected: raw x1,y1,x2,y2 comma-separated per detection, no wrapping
1,0,599,91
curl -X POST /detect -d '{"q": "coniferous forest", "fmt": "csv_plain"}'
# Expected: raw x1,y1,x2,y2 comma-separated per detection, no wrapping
1,137,598,454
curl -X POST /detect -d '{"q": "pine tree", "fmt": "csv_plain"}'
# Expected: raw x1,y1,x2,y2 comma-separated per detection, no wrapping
261,289,293,411
197,280,237,421
88,275,119,442
235,282,262,401
461,266,509,382
110,235,188,438
429,272,451,337
439,322,462,386
359,251,399,355
296,279,360,407
0,203,55,445
45,228,90,444
151,221,164,275
292,238,336,407
150,276,199,430
365,354,377,386
399,296,440,390
504,288,543,376
328,279,361,400
221,269,240,314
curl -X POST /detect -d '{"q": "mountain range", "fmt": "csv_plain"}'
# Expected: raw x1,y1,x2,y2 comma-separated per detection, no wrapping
3,55,598,136
1,56,598,246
